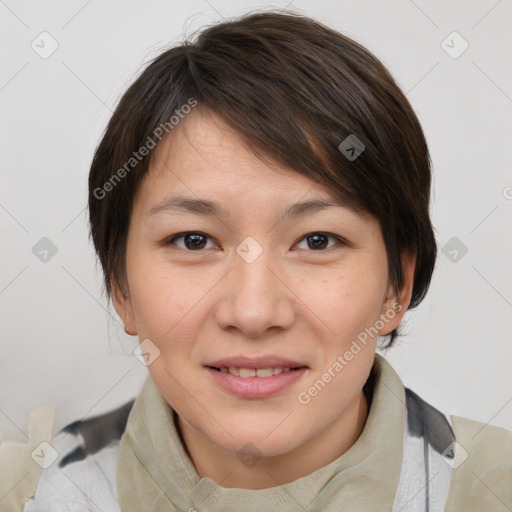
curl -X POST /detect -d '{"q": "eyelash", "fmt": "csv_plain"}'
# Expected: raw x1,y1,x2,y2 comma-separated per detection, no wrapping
163,231,346,252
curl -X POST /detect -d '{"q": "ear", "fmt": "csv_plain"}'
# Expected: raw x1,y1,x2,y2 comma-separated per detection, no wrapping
111,279,137,336
378,250,416,336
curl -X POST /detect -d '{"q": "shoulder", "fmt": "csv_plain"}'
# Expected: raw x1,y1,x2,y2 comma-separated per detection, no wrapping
391,386,456,511
55,399,134,468
22,399,135,512
445,415,512,511
404,387,457,453
401,383,512,510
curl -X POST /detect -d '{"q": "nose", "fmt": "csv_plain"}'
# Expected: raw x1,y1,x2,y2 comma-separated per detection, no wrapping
214,248,296,338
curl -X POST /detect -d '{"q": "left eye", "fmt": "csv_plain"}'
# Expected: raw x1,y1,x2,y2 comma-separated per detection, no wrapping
294,232,341,251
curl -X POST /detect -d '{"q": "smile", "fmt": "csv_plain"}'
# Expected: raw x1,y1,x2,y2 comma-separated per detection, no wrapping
209,366,304,377
205,366,308,398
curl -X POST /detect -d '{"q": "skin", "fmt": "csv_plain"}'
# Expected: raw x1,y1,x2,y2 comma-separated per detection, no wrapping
112,108,415,490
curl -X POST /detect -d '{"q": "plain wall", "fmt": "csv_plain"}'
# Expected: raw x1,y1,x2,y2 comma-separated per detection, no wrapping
1,0,511,439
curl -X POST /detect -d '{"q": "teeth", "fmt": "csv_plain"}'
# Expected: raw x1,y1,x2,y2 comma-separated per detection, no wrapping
256,368,273,377
239,368,256,377
216,366,300,377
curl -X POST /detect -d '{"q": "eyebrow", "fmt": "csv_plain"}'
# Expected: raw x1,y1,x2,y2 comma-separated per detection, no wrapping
147,195,357,221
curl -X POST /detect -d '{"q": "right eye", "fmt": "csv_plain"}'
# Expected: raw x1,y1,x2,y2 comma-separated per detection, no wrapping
164,232,217,251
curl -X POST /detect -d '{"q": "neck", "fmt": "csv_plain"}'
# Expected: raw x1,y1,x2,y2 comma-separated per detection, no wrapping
177,390,369,490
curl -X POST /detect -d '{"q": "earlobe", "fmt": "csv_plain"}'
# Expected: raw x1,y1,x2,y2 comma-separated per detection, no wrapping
378,250,416,336
111,279,138,336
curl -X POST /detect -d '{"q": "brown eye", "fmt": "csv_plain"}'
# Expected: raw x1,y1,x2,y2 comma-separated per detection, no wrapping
307,233,329,249
295,232,342,251
165,232,215,250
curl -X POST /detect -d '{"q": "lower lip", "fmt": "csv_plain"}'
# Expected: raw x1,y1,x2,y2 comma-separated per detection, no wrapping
205,367,308,398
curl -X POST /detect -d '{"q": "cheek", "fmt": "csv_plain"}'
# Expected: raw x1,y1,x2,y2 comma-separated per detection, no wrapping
126,253,222,356
306,268,386,342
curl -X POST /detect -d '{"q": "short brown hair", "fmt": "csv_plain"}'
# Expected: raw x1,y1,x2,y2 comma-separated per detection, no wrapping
88,10,437,347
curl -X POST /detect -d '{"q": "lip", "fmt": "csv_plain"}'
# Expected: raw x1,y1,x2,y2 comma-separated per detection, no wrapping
206,366,308,398
204,355,308,369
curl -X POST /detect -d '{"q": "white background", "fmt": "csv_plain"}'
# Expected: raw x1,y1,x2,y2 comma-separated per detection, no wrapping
1,0,511,439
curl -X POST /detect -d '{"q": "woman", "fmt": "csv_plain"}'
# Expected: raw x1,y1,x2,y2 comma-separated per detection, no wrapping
22,10,511,512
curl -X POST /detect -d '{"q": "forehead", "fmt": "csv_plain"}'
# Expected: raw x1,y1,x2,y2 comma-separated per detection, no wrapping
149,109,308,185
136,109,367,223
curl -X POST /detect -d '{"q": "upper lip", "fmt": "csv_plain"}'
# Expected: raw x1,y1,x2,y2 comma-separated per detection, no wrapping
205,355,308,369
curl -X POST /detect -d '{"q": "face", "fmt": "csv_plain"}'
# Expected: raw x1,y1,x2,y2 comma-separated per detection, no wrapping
113,109,414,459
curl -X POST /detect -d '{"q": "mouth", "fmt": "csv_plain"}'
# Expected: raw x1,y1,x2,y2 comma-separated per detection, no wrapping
206,365,307,377
205,365,308,398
